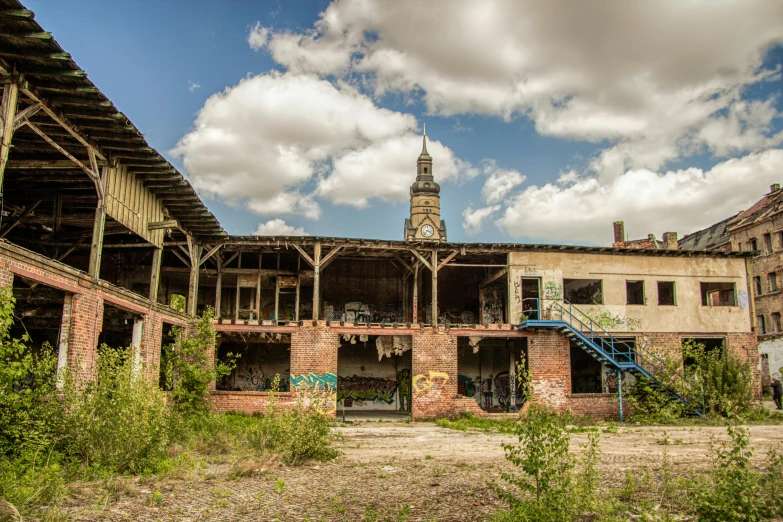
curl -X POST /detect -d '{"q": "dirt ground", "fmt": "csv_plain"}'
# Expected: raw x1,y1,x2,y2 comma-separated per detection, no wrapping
51,421,783,522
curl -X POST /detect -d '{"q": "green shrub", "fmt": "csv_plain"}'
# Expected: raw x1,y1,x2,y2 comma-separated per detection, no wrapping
63,346,169,474
626,374,685,424
165,308,238,413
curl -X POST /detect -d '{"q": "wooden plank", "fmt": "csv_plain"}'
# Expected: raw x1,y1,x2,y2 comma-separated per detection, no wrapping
292,244,315,268
0,200,42,238
479,268,508,289
148,219,177,231
12,102,42,130
88,204,106,279
214,255,222,319
409,248,432,270
437,250,459,271
200,243,222,266
319,246,343,271
0,81,19,187
187,242,202,316
412,263,419,324
149,247,162,303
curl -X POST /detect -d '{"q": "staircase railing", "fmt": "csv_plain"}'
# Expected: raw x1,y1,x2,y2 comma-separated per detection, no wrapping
521,298,702,412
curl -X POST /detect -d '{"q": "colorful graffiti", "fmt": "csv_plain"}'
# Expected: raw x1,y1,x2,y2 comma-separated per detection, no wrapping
290,372,337,390
412,370,449,393
458,374,477,397
494,371,524,407
738,289,749,310
543,281,563,300
338,375,398,404
397,369,411,411
583,309,626,330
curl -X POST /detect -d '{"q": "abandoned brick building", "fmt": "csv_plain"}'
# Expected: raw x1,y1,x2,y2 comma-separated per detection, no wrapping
0,3,761,420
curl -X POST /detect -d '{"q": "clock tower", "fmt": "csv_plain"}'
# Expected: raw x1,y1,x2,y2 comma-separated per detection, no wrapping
405,128,447,242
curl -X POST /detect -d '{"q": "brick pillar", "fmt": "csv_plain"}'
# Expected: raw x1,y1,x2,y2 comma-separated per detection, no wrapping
527,330,570,411
140,311,163,381
67,292,103,382
56,293,73,387
411,327,457,419
290,322,339,377
612,221,625,246
0,259,13,288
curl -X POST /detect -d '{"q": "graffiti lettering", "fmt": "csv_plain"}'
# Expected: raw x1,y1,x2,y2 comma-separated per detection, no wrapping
397,369,411,411
290,372,337,390
543,281,563,300
523,266,538,275
513,280,521,304
412,371,450,393
338,375,398,404
626,318,642,330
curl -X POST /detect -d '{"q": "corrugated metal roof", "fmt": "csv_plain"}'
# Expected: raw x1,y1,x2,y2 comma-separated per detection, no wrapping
679,213,738,251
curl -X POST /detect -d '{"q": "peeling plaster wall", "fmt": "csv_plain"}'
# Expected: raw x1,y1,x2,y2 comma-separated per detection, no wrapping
337,336,412,411
759,337,783,381
508,252,751,333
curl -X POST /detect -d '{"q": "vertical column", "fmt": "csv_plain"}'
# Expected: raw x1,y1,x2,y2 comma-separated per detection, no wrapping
141,312,163,381
187,240,202,316
412,264,419,324
431,250,438,326
56,293,73,388
0,81,19,189
214,255,222,319
131,316,144,374
149,247,162,304
67,292,104,383
88,205,106,280
508,344,518,412
312,242,321,320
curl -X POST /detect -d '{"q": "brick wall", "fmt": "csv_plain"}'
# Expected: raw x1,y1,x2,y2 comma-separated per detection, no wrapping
411,327,459,419
528,329,571,411
568,394,619,419
290,321,339,377
140,311,164,381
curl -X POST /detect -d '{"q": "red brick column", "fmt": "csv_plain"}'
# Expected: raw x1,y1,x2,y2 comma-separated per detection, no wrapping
290,322,339,377
411,327,459,419
141,311,164,381
0,259,13,288
527,329,570,412
67,291,103,382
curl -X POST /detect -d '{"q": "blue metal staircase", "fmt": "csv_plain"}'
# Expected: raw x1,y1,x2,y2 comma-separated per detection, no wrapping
519,299,702,416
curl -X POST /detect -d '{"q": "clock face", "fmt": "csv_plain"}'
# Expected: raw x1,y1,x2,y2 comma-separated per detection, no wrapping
421,224,435,237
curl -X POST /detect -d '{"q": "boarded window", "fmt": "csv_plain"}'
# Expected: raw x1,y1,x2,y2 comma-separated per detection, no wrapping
773,313,782,333
700,282,736,306
563,279,603,305
626,281,644,305
770,272,778,292
754,276,763,296
657,281,676,305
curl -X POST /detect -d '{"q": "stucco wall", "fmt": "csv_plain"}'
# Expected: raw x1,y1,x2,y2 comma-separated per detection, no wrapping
508,252,752,333
759,337,783,381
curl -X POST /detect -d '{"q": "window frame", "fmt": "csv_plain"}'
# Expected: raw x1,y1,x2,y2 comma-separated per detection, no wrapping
657,281,677,306
770,272,778,292
625,280,645,305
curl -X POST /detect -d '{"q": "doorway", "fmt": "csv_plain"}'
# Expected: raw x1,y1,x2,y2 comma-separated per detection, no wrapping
521,278,541,320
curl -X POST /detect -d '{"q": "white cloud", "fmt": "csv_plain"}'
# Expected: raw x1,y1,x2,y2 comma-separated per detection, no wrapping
173,72,471,218
254,219,309,236
493,149,783,244
253,0,783,175
248,22,269,51
463,205,500,235
188,80,201,92
480,160,525,204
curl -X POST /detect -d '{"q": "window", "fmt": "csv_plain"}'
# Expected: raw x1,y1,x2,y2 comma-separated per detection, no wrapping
749,238,758,252
758,315,766,334
770,272,778,292
570,343,602,393
700,282,736,306
657,281,676,305
626,281,645,305
423,167,428,174
682,337,724,369
563,279,603,304
754,276,763,296
764,233,773,255
738,242,743,252
773,312,782,333
776,231,783,251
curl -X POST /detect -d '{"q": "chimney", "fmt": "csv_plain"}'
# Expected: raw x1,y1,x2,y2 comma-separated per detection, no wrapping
771,183,781,193
613,221,625,245
663,232,678,250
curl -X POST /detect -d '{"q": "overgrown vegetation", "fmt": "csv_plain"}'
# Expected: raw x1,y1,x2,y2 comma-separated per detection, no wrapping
0,288,338,518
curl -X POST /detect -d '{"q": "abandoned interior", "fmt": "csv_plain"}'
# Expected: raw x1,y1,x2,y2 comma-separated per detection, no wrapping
0,3,763,420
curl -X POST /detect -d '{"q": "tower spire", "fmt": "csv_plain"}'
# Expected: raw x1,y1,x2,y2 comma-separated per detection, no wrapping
421,123,429,156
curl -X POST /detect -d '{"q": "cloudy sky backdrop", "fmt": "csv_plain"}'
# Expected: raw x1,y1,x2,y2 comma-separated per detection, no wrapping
28,0,783,245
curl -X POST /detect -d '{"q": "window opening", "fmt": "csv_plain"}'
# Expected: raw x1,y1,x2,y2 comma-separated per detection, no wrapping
758,315,766,334
563,279,603,304
773,313,782,333
682,337,724,369
764,233,773,255
657,281,676,305
700,282,736,306
749,238,758,251
570,343,602,393
626,280,645,305
770,272,778,292
754,276,763,296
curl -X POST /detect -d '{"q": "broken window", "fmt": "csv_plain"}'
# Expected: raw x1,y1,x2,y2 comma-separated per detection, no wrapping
773,313,782,333
776,231,783,251
764,233,773,255
626,281,645,305
758,315,767,335
563,279,603,305
770,272,778,292
657,281,676,305
570,343,602,393
457,337,526,411
700,282,736,306
754,276,763,296
749,238,758,252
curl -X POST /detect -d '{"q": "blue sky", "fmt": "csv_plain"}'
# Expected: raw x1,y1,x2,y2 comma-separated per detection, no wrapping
25,0,783,245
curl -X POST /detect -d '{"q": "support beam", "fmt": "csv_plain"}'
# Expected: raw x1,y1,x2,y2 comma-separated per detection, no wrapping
200,243,222,266
0,199,42,238
292,244,315,268
132,317,144,374
412,263,419,324
148,219,177,231
312,242,321,320
214,254,222,318
87,203,105,279
149,247,162,303
437,250,459,271
187,238,202,316
431,250,438,326
480,268,508,289
0,80,19,189
319,246,343,271
12,102,42,130
409,248,432,270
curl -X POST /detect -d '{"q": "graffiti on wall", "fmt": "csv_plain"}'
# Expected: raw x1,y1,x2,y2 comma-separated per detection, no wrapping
458,374,477,397
543,281,563,300
290,372,338,390
582,309,626,330
738,289,749,310
397,369,411,411
338,375,398,405
237,366,290,392
494,371,525,407
412,371,449,393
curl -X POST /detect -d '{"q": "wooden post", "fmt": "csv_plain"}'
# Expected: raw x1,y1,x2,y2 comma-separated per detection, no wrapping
187,240,202,316
274,276,280,323
88,205,106,279
413,263,419,324
214,254,222,318
132,317,144,374
313,242,322,320
255,254,261,322
149,247,162,304
431,249,438,326
0,81,19,190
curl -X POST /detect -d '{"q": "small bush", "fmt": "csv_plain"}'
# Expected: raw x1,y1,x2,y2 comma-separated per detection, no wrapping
63,346,169,474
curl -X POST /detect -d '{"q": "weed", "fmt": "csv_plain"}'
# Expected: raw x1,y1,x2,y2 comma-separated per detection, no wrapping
274,479,286,493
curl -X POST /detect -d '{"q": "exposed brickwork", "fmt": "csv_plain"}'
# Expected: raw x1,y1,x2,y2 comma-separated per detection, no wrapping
209,391,296,414
140,311,164,381
528,329,571,412
411,327,459,419
67,292,103,382
290,321,339,377
568,394,619,419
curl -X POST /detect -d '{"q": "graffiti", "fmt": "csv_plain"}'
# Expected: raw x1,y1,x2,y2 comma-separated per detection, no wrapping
458,374,477,397
602,370,630,394
412,371,449,394
626,318,642,330
240,366,270,391
494,371,525,407
513,280,521,304
338,375,398,404
543,281,563,300
523,265,538,275
290,372,337,390
582,309,626,330
738,289,749,310
397,369,411,411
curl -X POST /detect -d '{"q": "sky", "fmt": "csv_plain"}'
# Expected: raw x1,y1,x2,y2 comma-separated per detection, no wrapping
24,0,783,245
